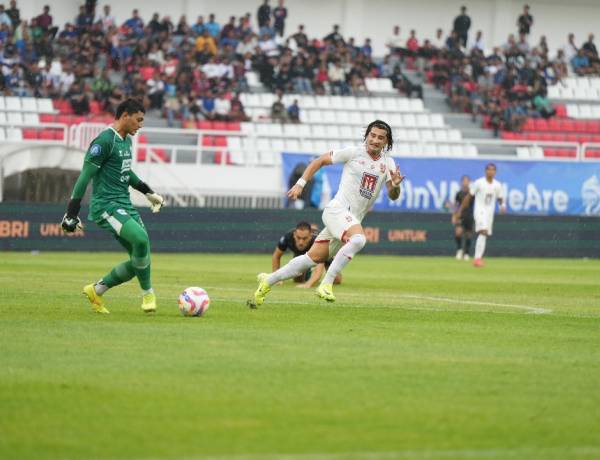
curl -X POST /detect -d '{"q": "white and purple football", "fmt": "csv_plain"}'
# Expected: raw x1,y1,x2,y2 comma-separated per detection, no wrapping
178,287,210,317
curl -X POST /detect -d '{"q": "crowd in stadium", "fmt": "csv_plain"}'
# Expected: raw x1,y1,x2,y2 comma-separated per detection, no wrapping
0,1,599,131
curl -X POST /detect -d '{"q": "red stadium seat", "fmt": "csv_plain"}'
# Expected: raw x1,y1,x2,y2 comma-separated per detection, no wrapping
22,129,38,140
197,120,213,130
547,119,561,131
212,121,227,131
57,114,73,125
500,131,515,140
89,100,103,115
182,120,196,129
534,119,548,131
213,151,233,165
214,136,227,147
585,120,600,133
523,119,535,131
40,114,56,123
565,134,579,143
137,148,147,162
202,135,215,147
55,130,65,140
574,120,587,133
586,149,600,158
555,105,567,118
39,129,56,140
560,120,576,132
539,133,554,141
226,122,241,131
138,134,148,144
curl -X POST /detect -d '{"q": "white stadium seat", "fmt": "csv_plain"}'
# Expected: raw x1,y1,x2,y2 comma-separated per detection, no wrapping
23,113,39,124
7,112,23,124
5,97,21,111
21,98,37,112
0,127,5,140
6,127,23,141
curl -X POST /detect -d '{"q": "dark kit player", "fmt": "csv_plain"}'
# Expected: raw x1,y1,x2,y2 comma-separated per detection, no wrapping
452,175,474,260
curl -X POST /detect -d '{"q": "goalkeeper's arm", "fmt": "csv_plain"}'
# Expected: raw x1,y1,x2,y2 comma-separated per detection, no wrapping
129,171,164,213
61,162,98,233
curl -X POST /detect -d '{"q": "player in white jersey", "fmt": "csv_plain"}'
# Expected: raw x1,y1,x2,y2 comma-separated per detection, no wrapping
454,163,506,267
248,120,405,307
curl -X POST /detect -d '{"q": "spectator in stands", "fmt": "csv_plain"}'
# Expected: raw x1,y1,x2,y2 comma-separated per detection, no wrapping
75,5,94,32
273,0,287,38
571,48,592,75
470,30,485,52
291,55,313,94
517,5,533,36
432,28,445,51
287,99,300,123
324,24,344,44
291,24,308,48
91,68,112,106
562,33,578,63
66,81,90,115
6,0,19,28
146,70,165,110
406,30,419,58
361,38,372,57
191,15,204,36
504,100,527,132
328,60,348,95
259,18,275,39
257,0,270,29
214,90,231,120
196,29,217,57
533,89,556,119
453,6,471,48
386,25,404,56
270,92,288,123
124,9,143,37
98,4,115,31
0,4,12,28
582,33,599,65
391,64,423,99
204,13,220,38
229,93,250,122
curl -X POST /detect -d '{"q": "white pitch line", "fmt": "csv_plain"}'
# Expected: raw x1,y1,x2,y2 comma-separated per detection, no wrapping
203,286,552,315
138,445,600,460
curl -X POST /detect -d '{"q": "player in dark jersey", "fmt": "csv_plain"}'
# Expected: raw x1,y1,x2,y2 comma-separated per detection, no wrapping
452,175,474,260
272,221,341,288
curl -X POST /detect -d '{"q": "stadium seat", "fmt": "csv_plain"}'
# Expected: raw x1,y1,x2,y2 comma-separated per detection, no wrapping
212,121,228,131
214,136,227,147
39,129,56,140
21,98,37,112
6,127,23,141
37,98,54,113
22,128,38,140
23,113,39,125
5,97,21,111
197,120,213,130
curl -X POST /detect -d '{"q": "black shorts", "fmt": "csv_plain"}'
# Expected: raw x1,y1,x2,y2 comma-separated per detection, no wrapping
459,216,474,232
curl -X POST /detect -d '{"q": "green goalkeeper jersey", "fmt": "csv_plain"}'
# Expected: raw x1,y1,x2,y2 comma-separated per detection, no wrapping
84,127,136,221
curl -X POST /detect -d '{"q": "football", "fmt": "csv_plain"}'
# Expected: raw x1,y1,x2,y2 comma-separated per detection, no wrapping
178,287,210,316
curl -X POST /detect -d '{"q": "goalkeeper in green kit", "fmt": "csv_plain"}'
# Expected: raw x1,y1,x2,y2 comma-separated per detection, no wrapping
61,99,164,314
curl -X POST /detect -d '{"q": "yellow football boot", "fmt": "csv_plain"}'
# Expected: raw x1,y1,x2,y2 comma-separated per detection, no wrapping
247,273,271,308
316,283,336,302
83,284,110,314
141,292,157,313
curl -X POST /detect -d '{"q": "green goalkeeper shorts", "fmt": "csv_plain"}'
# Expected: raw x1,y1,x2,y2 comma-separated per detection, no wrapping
95,206,144,237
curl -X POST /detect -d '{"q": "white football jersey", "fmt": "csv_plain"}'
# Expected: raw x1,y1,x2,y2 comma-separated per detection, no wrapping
327,145,397,221
470,177,503,218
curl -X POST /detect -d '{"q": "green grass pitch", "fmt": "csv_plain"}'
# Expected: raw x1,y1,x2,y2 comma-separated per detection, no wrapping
1,252,600,460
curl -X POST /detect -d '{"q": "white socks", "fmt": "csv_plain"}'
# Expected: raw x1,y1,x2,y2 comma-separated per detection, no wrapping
95,280,109,295
322,234,366,285
267,254,317,285
474,234,487,260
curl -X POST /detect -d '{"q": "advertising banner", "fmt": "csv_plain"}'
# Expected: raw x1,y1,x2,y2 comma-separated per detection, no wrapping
1,204,599,257
282,153,600,216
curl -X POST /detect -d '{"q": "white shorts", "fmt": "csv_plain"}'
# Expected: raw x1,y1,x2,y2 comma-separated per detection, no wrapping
475,211,494,235
315,206,361,257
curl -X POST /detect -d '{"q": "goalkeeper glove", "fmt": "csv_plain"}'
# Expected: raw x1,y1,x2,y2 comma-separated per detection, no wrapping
62,198,83,233
61,214,83,233
146,193,164,213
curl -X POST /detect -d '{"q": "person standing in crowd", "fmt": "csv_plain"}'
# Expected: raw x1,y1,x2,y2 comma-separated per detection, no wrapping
453,5,471,48
517,5,533,36
272,0,287,38
257,0,270,29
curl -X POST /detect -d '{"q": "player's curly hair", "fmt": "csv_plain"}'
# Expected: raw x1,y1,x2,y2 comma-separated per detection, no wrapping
364,120,393,152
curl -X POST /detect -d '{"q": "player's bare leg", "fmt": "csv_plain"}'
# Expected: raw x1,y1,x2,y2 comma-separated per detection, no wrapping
248,243,328,308
473,230,489,267
317,225,366,302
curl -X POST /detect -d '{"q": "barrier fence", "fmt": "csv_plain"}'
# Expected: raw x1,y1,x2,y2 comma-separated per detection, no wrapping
1,204,599,257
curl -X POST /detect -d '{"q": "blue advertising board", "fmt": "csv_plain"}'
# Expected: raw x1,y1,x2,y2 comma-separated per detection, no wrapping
282,153,600,216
